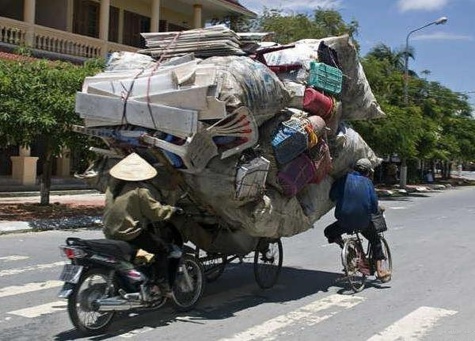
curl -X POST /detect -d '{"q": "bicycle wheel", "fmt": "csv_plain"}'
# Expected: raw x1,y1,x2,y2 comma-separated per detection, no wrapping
201,253,227,282
379,236,392,278
253,238,283,289
341,239,367,292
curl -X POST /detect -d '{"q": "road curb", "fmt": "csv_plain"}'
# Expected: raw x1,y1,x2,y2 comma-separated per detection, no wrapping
0,216,103,235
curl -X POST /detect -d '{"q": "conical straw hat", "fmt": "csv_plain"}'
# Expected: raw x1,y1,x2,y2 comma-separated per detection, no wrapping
109,153,157,181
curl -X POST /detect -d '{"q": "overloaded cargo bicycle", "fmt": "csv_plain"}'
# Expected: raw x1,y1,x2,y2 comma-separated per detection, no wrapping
59,24,389,335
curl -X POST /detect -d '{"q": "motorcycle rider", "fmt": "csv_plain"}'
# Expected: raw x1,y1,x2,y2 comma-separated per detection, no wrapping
324,158,391,282
103,152,183,298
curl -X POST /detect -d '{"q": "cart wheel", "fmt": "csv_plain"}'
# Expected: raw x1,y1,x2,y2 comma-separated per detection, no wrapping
253,238,283,289
201,254,227,282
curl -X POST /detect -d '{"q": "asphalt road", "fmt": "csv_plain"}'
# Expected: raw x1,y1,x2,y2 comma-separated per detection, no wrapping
1,185,475,340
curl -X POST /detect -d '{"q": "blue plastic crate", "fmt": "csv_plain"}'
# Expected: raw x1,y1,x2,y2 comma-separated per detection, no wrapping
271,119,308,165
308,61,343,95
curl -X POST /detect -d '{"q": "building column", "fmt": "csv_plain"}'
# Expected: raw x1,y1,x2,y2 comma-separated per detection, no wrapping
66,0,74,32
99,0,110,57
151,0,161,32
193,4,202,29
56,148,71,177
23,0,36,46
10,147,38,185
99,0,110,41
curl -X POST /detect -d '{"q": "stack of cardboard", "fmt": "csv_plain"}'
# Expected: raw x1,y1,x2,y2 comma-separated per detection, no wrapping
140,26,245,58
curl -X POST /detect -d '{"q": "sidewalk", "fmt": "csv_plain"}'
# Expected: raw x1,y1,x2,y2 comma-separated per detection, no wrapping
0,190,105,235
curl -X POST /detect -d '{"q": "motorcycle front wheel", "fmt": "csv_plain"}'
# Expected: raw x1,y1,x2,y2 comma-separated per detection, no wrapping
172,254,205,312
67,268,116,336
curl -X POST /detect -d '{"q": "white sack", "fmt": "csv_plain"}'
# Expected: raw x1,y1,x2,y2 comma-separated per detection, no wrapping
264,35,385,121
329,122,382,179
105,51,156,72
295,35,385,120
200,56,291,125
297,175,335,223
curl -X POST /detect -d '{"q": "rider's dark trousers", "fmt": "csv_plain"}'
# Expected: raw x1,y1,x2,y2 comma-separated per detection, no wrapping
130,227,171,287
324,221,386,260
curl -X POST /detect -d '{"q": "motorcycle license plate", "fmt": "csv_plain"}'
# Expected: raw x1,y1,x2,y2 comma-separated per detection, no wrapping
59,264,83,284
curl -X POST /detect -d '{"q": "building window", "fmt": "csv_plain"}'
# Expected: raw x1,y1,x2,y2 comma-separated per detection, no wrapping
73,0,99,38
109,6,119,43
159,20,167,32
168,23,189,32
123,10,150,48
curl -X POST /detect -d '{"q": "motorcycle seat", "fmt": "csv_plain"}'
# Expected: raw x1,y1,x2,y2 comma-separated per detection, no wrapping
66,237,137,262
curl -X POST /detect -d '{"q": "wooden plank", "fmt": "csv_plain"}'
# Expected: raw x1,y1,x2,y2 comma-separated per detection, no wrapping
160,53,195,66
75,92,198,137
82,72,139,92
198,97,227,120
168,60,199,84
86,71,178,98
131,86,209,110
194,65,217,87
132,87,226,120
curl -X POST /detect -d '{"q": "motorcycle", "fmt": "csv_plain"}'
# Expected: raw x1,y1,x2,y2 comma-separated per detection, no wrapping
57,236,205,336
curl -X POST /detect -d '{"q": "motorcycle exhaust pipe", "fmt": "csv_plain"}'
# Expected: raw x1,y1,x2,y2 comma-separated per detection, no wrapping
94,297,145,312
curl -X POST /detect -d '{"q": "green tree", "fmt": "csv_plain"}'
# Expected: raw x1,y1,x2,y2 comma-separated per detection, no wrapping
256,8,358,44
358,45,474,182
0,57,103,204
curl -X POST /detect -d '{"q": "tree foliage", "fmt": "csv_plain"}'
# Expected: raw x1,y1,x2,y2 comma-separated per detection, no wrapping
256,8,359,44
356,43,475,180
0,57,103,203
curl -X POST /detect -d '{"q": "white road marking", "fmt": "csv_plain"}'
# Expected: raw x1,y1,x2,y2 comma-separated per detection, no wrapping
120,327,155,338
0,280,63,298
367,306,457,341
7,301,67,318
0,261,65,277
0,256,29,262
219,294,365,341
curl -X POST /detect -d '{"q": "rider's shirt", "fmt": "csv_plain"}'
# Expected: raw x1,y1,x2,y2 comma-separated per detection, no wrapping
103,181,176,241
330,171,378,232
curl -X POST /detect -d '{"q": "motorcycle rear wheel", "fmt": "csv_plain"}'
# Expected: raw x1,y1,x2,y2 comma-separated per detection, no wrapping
67,268,116,336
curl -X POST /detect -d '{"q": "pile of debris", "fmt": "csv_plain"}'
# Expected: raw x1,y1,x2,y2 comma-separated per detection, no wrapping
74,26,384,248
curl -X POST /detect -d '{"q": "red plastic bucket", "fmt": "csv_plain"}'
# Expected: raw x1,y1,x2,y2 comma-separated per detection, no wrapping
303,87,334,121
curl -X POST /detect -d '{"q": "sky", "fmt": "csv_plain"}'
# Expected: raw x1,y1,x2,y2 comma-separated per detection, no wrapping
239,0,475,108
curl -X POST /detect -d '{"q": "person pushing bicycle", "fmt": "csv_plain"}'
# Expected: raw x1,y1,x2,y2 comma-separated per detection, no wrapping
324,158,391,283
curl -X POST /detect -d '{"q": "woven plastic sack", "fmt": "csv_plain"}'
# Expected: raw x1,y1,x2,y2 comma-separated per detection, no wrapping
200,56,291,126
217,187,313,238
329,123,381,179
295,35,386,121
297,175,335,222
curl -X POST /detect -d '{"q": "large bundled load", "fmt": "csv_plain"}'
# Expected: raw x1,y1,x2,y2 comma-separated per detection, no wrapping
74,26,383,251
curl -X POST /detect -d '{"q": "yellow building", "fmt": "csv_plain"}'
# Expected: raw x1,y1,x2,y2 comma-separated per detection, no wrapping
0,0,256,186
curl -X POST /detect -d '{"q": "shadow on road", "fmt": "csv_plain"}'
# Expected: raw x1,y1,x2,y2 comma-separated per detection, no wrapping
53,265,344,340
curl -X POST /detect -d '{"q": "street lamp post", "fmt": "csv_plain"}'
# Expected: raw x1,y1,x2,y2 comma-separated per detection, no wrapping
403,16,448,105
400,16,448,187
